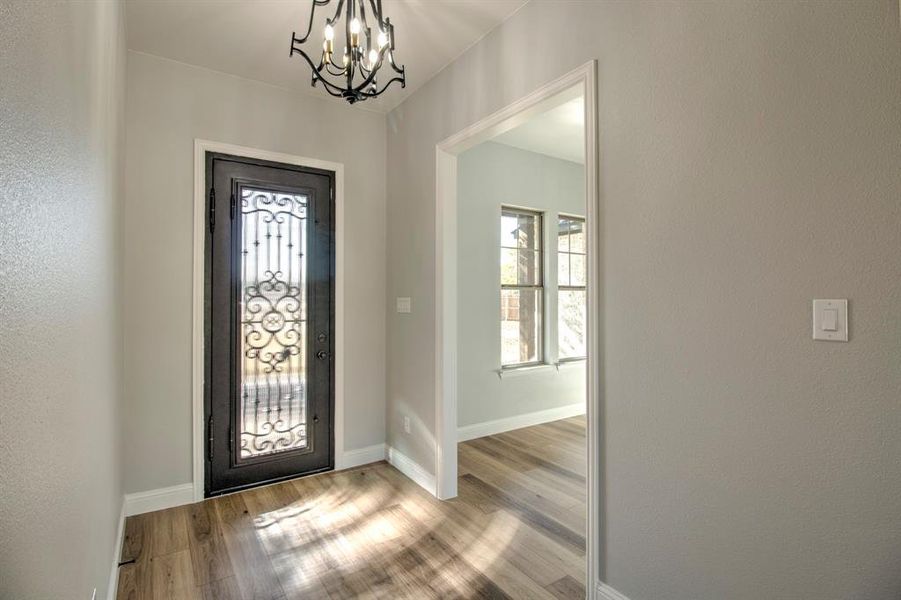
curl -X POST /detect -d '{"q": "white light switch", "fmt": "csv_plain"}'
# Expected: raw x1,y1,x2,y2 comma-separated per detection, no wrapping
396,297,412,314
813,299,847,341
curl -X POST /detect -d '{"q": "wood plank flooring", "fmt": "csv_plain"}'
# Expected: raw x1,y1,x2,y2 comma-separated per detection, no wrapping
116,416,586,599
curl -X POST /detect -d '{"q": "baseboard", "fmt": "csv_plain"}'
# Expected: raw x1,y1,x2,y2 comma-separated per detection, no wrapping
337,443,386,470
457,402,586,442
597,581,631,600
124,483,195,517
107,498,126,599
386,446,436,495
126,446,387,518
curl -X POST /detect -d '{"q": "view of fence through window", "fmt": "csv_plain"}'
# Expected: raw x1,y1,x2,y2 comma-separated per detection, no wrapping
500,208,543,366
558,215,587,359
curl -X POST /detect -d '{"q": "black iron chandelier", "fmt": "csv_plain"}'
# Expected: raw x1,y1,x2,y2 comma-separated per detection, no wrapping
290,0,406,104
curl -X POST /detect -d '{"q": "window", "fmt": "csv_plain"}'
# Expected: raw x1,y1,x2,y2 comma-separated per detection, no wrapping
500,208,543,367
558,215,586,360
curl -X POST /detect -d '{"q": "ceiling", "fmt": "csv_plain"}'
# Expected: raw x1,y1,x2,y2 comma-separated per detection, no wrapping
492,96,585,164
125,0,528,113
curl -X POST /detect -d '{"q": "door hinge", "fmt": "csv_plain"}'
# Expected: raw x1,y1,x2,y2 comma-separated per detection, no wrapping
208,187,216,232
207,414,214,462
230,193,236,219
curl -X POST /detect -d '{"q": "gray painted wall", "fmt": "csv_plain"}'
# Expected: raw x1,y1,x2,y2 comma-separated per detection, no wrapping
386,2,901,599
0,1,126,598
123,52,387,493
457,142,585,427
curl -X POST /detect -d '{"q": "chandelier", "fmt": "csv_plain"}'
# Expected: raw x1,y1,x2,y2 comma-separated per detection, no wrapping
290,0,406,104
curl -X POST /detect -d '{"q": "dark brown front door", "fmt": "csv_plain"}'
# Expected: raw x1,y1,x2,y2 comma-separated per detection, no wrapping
205,152,334,497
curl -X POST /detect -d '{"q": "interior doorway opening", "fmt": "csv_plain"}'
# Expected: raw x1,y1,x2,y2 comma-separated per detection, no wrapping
434,62,601,594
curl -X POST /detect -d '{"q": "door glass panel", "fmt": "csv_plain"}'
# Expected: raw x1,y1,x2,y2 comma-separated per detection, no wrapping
239,188,309,459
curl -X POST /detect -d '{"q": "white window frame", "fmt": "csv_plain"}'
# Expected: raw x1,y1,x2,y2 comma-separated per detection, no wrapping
557,213,587,362
500,206,545,369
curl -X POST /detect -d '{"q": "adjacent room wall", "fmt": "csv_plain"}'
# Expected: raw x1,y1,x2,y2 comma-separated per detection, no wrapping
123,51,387,494
457,142,585,430
0,1,127,598
386,2,901,599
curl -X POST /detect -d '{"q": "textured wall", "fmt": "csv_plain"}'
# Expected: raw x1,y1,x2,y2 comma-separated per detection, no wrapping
0,1,126,598
386,1,901,598
123,52,387,493
457,142,585,427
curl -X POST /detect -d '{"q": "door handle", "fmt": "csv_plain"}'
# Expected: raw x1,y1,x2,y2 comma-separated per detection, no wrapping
316,350,328,360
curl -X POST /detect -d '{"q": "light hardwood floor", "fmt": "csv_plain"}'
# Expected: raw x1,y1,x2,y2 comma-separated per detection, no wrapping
116,416,586,599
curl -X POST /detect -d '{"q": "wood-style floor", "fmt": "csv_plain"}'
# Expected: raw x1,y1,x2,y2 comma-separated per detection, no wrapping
116,416,586,599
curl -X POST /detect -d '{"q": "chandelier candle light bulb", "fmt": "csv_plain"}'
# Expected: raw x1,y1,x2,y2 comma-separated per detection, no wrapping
290,0,406,104
323,23,334,55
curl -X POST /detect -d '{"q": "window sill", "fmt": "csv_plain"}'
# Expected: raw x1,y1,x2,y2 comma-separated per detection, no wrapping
495,363,556,379
556,358,587,369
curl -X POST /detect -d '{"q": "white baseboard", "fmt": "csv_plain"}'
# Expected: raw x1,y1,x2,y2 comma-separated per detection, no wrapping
597,581,631,600
125,446,387,518
337,443,386,470
124,483,195,517
457,402,586,442
107,498,126,600
386,446,436,495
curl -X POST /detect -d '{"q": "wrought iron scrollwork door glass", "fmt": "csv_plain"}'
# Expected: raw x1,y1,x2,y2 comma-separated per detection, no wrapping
206,153,334,497
239,188,309,459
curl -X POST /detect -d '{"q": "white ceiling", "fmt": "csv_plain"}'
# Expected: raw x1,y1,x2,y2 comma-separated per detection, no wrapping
125,0,527,113
492,96,585,164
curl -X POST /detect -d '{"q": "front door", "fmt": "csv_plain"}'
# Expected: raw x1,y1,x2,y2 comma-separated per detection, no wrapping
205,152,334,496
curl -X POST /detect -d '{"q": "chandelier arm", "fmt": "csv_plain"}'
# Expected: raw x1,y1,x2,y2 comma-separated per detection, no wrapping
358,0,369,34
344,0,353,89
316,83,346,98
386,51,405,75
328,0,345,29
365,0,385,29
350,41,402,92
292,46,352,96
294,0,333,44
357,74,405,97
325,62,347,77
354,42,393,87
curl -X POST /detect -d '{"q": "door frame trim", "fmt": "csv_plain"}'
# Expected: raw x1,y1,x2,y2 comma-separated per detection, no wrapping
192,139,346,502
433,61,602,595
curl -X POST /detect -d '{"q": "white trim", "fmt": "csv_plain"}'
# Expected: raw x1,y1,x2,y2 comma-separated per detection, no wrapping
597,582,631,600
192,139,346,502
337,443,387,470
106,499,125,600
124,483,195,517
435,148,459,501
386,446,437,496
495,363,557,379
120,445,384,521
457,403,585,443
434,61,602,596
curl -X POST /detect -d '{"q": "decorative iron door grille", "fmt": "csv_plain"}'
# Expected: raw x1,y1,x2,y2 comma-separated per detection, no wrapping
238,187,309,460
205,153,334,497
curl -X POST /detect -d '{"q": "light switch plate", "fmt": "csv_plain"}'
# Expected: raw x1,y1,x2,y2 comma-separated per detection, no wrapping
813,299,848,341
396,297,412,314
